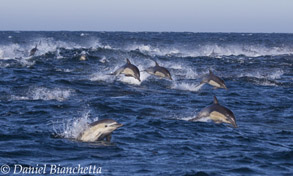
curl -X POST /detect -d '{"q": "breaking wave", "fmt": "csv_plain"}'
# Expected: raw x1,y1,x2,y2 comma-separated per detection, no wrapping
11,87,74,101
125,43,293,57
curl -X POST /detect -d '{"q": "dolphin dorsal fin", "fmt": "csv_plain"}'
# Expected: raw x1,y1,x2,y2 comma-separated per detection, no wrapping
213,96,219,104
155,61,159,66
126,58,131,64
209,69,213,75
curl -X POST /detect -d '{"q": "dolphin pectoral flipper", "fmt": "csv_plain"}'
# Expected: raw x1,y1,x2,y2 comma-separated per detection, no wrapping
188,116,201,122
112,67,124,76
198,82,205,87
106,134,112,142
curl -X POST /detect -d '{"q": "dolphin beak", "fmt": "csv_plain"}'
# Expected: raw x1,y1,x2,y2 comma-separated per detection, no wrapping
113,123,123,128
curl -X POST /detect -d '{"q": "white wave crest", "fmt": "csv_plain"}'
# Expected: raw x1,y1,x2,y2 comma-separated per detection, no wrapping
0,37,105,60
30,87,73,101
90,73,115,83
125,43,293,57
239,69,284,80
11,87,73,101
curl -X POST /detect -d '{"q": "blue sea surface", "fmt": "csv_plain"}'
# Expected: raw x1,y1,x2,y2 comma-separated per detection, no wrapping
0,32,292,175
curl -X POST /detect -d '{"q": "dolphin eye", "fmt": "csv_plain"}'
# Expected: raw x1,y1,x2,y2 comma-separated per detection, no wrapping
105,125,108,127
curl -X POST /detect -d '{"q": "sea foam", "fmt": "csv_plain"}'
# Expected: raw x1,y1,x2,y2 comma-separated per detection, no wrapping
11,87,73,101
53,111,99,139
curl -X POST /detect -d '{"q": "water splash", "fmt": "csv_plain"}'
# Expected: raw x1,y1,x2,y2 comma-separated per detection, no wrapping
53,111,99,139
171,82,204,92
124,43,293,57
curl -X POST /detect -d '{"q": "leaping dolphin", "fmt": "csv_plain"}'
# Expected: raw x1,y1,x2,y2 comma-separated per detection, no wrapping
145,61,172,80
77,119,123,142
111,58,141,81
189,96,237,128
200,70,227,89
29,44,38,56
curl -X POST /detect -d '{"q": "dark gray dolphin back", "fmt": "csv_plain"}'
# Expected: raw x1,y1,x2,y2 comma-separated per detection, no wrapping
89,119,116,127
29,45,38,56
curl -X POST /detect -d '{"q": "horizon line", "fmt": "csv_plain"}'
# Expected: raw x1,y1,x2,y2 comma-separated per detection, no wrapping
0,30,292,34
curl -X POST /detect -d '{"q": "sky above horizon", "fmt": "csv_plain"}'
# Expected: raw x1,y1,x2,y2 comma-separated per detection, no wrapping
0,0,292,33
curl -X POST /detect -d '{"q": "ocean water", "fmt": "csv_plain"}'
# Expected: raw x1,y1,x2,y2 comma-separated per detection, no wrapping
0,31,292,175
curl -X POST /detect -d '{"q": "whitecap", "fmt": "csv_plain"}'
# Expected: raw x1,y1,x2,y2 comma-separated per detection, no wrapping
239,69,284,80
30,87,73,101
12,87,74,101
90,73,115,83
171,82,204,92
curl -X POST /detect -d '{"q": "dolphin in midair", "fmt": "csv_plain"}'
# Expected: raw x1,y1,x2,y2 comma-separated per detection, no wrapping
189,96,237,128
145,61,172,80
112,58,141,81
29,44,38,56
77,119,123,142
200,70,227,89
